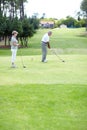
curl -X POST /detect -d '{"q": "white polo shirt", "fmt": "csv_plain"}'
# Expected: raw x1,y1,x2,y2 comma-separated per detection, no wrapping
41,33,49,43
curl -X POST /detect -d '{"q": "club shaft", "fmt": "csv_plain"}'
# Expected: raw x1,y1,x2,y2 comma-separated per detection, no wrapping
20,49,25,67
51,49,64,62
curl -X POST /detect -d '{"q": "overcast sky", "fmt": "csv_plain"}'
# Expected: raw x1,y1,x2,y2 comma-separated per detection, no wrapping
24,0,82,19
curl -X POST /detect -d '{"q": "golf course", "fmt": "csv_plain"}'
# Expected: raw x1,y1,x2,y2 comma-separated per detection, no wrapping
0,28,87,130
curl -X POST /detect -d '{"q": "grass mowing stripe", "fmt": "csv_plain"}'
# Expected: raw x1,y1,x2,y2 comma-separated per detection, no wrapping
0,55,87,85
0,84,87,130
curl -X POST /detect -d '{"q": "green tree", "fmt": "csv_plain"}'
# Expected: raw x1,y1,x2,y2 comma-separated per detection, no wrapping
0,13,4,36
29,17,40,30
58,16,76,28
80,0,87,31
20,17,35,47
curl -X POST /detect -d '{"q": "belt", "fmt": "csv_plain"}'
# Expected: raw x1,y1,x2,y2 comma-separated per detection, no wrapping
42,41,47,44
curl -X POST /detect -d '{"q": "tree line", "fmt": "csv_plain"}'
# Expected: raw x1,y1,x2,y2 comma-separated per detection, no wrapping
40,0,87,30
54,16,86,28
0,0,39,47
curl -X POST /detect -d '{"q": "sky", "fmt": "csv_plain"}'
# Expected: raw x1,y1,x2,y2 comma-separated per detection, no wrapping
24,0,82,19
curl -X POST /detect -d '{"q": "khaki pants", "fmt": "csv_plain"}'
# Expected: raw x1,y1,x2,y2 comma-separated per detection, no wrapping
11,49,17,63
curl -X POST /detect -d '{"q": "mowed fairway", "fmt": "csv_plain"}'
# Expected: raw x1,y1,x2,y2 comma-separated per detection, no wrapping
0,55,87,85
0,28,87,130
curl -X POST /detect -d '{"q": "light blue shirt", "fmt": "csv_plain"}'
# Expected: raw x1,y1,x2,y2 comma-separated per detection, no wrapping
11,36,18,49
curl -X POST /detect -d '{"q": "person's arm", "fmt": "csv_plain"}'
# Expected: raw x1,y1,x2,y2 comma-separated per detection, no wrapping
13,42,19,46
12,38,19,46
47,42,51,49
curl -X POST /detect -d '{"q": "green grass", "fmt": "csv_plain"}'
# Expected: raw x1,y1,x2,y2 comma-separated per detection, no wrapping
0,28,87,56
0,84,87,130
0,55,87,85
0,28,87,130
0,55,87,130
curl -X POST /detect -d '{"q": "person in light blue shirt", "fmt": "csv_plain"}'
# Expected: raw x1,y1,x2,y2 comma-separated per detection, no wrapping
10,31,19,68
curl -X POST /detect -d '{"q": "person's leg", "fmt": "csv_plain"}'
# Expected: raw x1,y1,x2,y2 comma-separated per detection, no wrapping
41,43,47,62
11,49,17,67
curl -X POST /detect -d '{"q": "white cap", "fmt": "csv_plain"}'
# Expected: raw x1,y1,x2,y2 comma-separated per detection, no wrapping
12,30,18,35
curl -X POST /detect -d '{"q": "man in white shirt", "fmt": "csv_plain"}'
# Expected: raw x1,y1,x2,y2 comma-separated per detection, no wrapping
41,31,52,62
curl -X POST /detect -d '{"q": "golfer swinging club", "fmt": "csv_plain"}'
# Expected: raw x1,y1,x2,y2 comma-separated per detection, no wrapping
41,31,52,62
10,30,19,68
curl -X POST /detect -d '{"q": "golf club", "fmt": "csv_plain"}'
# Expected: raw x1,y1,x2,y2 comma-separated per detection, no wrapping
51,48,65,62
19,48,26,68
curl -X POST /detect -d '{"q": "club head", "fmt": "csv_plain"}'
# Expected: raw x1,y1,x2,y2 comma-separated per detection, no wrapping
62,60,65,62
23,66,26,68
